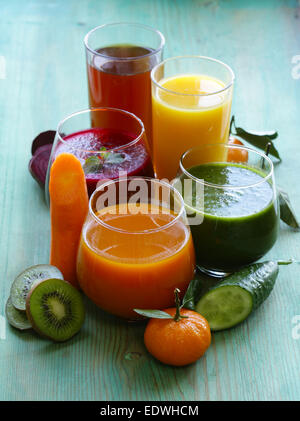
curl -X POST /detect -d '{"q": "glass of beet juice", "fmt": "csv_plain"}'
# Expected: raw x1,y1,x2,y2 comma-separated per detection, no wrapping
84,23,165,149
45,107,154,202
173,143,279,277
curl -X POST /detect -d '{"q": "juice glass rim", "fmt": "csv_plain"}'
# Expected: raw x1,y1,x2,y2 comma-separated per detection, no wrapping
56,107,145,154
89,176,186,234
84,22,165,60
151,55,235,97
179,143,274,190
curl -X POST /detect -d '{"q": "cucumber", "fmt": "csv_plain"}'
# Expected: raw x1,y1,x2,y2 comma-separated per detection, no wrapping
195,261,280,331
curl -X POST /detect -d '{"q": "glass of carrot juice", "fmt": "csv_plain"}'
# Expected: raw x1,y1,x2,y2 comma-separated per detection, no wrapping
84,23,165,148
151,56,235,180
76,177,195,319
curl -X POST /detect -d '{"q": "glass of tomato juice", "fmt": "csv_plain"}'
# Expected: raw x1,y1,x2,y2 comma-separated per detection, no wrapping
45,107,153,203
84,23,165,148
76,177,196,319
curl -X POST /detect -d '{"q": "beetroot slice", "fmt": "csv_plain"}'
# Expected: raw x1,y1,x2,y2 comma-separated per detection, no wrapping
29,144,52,188
31,130,56,155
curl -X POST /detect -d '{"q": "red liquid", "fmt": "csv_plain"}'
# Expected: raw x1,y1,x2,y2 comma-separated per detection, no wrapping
54,128,154,195
87,45,157,148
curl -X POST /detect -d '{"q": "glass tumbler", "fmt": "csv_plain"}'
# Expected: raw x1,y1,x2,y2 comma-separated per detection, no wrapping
84,22,165,148
76,177,195,319
151,56,234,180
45,107,153,203
174,143,279,277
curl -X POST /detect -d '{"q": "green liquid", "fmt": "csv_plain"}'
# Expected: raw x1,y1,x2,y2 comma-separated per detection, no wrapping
181,163,279,272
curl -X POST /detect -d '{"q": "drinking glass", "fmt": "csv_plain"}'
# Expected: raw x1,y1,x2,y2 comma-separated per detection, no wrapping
76,177,195,319
45,107,153,204
84,22,165,148
151,56,234,180
174,143,279,277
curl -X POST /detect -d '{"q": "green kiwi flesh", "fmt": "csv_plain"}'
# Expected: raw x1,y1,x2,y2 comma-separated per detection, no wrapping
11,264,64,311
6,297,32,330
26,278,85,342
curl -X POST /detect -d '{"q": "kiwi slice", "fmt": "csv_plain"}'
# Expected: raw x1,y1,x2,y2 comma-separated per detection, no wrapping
26,278,85,342
10,264,64,311
6,297,32,330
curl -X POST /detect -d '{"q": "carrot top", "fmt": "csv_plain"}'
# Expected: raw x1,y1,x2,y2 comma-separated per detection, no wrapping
49,153,89,287
49,153,88,206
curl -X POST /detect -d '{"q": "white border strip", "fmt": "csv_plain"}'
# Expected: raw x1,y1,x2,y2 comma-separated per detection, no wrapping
0,56,6,80
0,315,6,340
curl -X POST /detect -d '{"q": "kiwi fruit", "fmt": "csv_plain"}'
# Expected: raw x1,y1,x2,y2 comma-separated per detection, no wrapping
6,297,32,330
26,278,85,342
10,264,64,311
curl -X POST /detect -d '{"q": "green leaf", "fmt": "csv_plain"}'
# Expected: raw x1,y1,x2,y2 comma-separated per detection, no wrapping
133,309,173,319
99,146,109,160
83,156,103,174
278,188,300,230
182,270,220,310
244,130,278,139
277,260,293,265
230,116,281,161
181,278,200,310
104,152,125,165
82,150,125,174
180,296,193,309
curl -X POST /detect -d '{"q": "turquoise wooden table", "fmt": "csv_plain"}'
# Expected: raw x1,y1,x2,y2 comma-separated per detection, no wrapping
0,0,299,401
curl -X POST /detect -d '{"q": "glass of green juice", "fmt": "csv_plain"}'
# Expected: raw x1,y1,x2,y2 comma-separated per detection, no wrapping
173,143,279,277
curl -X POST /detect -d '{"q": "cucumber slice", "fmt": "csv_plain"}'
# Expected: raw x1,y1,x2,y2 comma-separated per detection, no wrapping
6,297,32,330
196,285,253,331
195,261,279,331
10,264,64,311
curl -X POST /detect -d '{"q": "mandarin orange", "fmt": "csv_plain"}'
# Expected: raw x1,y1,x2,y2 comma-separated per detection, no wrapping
144,307,211,366
228,136,248,163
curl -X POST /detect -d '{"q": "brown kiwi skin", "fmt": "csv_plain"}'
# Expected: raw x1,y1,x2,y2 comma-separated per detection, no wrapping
25,278,78,342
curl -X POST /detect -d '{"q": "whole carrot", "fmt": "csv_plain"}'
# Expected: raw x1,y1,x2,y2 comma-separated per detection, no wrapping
49,153,89,288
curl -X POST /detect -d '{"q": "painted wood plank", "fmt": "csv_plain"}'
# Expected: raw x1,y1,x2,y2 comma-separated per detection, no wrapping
0,0,299,401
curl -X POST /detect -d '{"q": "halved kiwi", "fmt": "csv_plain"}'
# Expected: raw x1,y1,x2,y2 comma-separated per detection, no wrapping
10,264,64,311
6,297,32,330
26,278,85,342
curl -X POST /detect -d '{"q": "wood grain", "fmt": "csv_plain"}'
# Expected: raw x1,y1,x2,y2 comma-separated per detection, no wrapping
0,0,299,401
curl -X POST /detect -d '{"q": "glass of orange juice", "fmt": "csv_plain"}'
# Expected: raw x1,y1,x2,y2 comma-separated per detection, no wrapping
151,56,235,180
76,177,195,319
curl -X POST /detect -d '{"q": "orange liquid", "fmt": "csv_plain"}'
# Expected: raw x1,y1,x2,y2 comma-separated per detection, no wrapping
77,204,195,319
152,74,232,180
87,45,154,147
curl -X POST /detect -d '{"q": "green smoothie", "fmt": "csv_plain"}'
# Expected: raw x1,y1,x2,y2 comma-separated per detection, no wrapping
180,162,279,273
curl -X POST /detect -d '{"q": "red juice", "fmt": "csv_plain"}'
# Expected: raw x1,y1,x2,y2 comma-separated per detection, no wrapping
87,45,156,148
54,127,154,195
